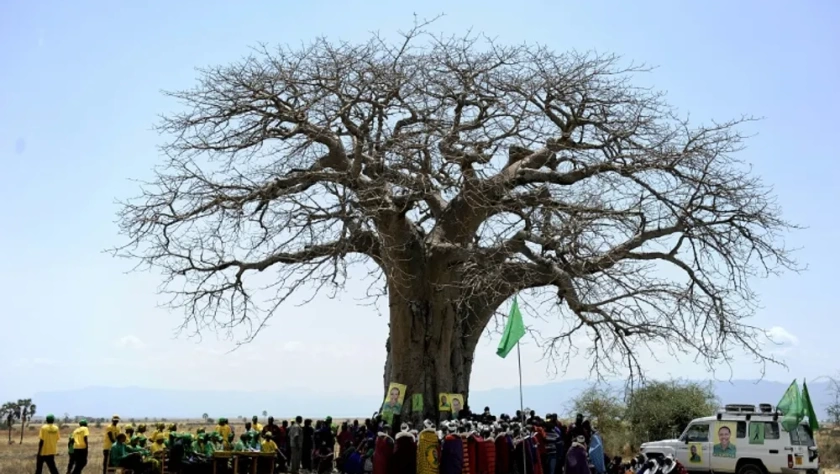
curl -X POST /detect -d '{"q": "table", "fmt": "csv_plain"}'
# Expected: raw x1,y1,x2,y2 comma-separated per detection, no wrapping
212,451,276,474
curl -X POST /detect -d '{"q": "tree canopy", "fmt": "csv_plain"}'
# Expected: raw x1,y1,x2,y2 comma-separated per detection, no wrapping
114,20,797,401
626,380,718,443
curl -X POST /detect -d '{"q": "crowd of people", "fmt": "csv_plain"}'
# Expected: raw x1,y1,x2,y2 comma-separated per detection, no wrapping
33,408,688,474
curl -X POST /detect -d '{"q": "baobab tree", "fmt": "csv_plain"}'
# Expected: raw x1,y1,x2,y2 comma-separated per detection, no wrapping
115,21,797,419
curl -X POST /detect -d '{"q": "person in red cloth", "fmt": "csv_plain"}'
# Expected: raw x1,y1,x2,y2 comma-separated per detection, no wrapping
391,423,417,474
494,424,512,474
373,425,394,474
466,426,483,474
459,423,471,474
477,426,496,474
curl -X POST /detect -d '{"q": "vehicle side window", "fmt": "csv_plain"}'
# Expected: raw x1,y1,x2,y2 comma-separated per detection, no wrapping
789,424,814,446
765,422,780,440
736,421,746,439
685,423,710,442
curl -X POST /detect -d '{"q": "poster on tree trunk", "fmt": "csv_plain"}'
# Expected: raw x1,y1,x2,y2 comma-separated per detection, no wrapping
381,382,407,425
449,393,464,418
411,394,424,412
438,393,451,412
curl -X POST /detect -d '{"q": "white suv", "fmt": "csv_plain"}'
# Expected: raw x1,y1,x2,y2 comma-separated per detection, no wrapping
640,403,820,474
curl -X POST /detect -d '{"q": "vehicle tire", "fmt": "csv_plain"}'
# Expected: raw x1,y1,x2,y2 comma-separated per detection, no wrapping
737,462,764,474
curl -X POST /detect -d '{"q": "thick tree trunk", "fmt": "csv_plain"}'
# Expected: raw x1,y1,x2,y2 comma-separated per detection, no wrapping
374,214,497,425
382,284,485,423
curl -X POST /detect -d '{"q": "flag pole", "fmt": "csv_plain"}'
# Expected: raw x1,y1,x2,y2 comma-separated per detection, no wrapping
517,340,527,471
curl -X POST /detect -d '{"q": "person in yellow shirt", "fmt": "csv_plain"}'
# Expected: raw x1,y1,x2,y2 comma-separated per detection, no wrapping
215,418,234,450
70,419,90,474
36,414,60,474
252,416,263,432
149,437,166,457
261,432,279,454
102,415,121,474
150,423,165,443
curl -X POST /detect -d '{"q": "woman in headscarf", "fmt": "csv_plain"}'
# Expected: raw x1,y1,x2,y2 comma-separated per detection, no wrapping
564,436,589,474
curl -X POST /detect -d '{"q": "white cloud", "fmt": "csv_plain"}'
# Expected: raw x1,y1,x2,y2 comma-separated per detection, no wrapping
115,335,146,350
767,326,799,347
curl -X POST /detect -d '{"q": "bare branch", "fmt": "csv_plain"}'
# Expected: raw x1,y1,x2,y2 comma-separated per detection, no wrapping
113,22,800,385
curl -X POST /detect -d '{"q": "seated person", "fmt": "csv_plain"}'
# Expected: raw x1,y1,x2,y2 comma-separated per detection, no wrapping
110,433,154,473
233,433,250,452
150,437,167,457
315,440,334,474
260,432,278,454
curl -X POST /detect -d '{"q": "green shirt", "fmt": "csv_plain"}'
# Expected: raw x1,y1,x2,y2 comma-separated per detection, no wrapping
110,443,128,466
713,443,736,458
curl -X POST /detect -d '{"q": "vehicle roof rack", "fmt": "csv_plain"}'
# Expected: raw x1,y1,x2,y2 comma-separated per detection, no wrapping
724,404,757,413
719,403,780,416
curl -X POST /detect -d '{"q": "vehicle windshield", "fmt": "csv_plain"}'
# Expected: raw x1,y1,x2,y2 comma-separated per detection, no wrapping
679,423,710,443
789,423,815,447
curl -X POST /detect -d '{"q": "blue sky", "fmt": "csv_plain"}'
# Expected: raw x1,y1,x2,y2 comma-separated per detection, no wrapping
1,0,837,403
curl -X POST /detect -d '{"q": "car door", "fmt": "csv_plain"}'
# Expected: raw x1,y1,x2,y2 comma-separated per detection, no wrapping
710,421,745,473
757,421,786,473
677,422,711,472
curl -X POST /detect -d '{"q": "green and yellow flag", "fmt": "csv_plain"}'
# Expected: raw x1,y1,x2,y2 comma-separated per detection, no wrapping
497,296,526,358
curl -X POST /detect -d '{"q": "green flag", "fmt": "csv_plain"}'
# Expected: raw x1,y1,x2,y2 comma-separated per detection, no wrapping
777,379,804,432
803,379,820,431
497,296,526,358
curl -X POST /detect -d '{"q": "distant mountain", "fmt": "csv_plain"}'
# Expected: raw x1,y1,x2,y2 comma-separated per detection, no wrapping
32,380,834,420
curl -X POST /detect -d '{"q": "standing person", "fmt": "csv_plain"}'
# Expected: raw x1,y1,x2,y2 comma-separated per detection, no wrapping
66,427,75,474
337,422,353,458
289,416,303,474
302,419,314,472
543,420,559,474
215,418,233,450
71,420,90,474
564,436,588,474
102,415,120,474
252,416,263,433
36,414,61,474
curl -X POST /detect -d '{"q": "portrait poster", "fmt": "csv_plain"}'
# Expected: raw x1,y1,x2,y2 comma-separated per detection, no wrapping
412,394,424,412
449,393,464,417
688,443,703,464
381,382,407,424
438,393,451,412
748,422,765,445
713,422,737,458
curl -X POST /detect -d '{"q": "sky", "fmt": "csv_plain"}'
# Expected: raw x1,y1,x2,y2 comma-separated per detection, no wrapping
0,0,838,404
